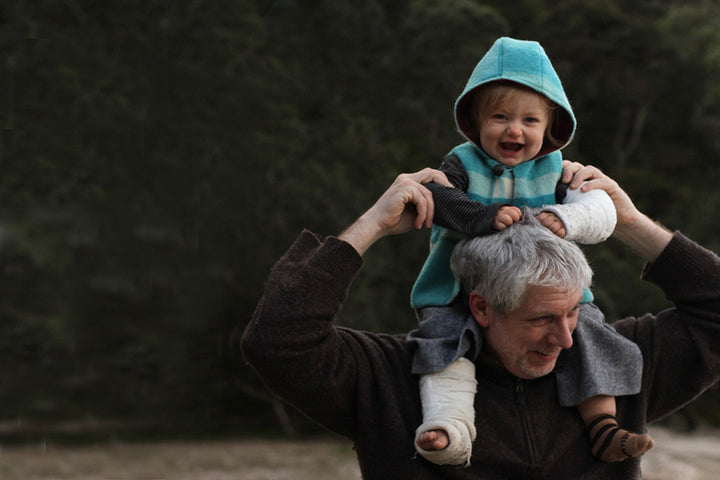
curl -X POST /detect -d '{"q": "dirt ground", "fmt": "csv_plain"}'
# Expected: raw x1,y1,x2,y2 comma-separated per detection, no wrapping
0,426,717,479
0,436,360,480
642,426,720,480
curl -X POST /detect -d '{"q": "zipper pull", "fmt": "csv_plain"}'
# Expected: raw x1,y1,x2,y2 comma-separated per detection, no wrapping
515,378,526,404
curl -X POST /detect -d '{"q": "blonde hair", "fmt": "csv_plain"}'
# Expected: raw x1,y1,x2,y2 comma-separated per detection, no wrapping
470,81,563,148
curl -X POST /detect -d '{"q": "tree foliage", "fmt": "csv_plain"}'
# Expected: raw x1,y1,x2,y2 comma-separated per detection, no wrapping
0,0,718,438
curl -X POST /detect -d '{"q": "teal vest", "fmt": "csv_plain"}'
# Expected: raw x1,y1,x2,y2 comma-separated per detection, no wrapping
411,143,591,308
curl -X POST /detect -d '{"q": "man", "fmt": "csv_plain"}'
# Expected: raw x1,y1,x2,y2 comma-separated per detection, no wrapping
239,165,720,479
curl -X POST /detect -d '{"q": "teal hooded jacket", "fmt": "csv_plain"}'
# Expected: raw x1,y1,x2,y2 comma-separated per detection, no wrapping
411,37,578,309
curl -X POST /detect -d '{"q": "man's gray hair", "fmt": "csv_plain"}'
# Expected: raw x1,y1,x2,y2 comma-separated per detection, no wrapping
450,211,593,316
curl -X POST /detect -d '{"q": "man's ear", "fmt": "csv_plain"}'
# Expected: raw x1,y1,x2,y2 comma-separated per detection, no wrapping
469,291,492,327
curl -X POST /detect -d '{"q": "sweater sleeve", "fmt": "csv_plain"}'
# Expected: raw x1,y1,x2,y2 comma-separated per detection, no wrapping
424,154,507,236
612,232,720,422
239,230,415,437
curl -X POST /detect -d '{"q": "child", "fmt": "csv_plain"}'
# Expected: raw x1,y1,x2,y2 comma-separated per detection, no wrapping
408,37,654,466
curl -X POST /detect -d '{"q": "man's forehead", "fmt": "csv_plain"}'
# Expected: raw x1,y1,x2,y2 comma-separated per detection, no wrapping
522,285,583,311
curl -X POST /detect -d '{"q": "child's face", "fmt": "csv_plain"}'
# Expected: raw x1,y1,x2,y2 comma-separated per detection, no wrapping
478,90,550,167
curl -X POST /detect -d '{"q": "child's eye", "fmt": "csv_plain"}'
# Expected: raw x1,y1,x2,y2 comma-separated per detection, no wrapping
491,113,507,120
525,117,539,123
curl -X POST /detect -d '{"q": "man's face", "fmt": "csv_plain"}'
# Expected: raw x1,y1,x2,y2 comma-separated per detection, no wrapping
471,285,582,379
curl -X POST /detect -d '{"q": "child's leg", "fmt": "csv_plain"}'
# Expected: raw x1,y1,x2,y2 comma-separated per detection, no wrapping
414,357,477,466
579,395,655,462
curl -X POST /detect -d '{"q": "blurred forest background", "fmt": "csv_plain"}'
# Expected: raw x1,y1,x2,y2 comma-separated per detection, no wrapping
1,0,720,443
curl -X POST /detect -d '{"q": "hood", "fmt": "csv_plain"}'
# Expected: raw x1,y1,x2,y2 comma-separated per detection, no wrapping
454,37,576,158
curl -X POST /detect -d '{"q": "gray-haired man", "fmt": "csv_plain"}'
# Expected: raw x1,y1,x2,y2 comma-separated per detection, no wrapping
240,165,720,479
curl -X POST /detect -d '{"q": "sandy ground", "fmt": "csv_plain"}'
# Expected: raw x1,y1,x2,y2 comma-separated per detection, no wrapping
642,426,720,480
0,437,361,480
0,426,717,479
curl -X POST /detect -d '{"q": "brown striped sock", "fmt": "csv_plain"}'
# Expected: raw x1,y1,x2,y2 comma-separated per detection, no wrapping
587,414,655,462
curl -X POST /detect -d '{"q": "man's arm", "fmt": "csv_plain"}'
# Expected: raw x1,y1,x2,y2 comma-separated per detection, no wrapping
565,163,720,420
614,231,720,421
339,168,451,255
240,169,449,435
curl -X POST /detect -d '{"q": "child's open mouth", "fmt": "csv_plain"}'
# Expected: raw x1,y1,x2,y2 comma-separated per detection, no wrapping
501,142,523,152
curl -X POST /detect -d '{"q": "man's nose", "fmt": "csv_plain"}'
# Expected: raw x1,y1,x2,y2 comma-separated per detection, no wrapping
548,318,574,349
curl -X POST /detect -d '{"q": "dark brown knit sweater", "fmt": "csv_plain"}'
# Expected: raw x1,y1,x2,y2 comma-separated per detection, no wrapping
240,230,720,479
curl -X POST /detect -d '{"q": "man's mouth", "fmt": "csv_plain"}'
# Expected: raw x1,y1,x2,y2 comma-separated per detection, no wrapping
501,142,523,152
532,350,559,363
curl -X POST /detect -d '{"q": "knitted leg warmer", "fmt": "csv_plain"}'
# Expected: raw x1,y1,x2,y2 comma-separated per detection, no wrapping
587,414,655,462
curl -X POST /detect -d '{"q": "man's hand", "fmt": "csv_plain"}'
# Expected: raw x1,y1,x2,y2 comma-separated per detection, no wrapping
564,164,644,233
339,168,452,255
536,211,566,238
492,205,522,231
561,159,585,184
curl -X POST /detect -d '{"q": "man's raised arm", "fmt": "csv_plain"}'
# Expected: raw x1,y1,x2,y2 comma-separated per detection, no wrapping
565,162,720,423
239,168,450,437
339,168,451,255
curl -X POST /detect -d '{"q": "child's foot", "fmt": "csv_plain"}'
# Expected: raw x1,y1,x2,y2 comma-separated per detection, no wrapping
587,414,655,462
416,429,450,451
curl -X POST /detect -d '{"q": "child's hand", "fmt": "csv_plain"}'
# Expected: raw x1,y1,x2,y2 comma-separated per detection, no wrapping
536,212,566,238
492,206,522,231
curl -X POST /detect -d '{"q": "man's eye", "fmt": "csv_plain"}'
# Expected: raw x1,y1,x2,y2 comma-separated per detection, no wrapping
531,317,550,326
